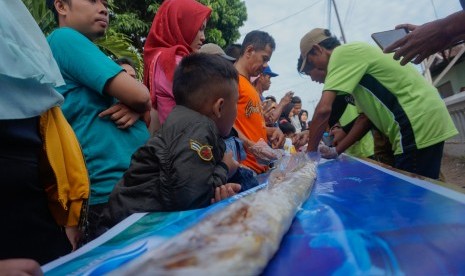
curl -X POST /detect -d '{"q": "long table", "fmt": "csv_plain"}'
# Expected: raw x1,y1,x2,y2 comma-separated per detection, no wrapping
43,155,465,275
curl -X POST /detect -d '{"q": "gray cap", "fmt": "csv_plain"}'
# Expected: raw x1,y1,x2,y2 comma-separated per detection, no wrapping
199,43,236,61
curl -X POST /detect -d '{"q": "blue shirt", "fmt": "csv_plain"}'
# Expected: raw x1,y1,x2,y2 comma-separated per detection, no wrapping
48,28,149,205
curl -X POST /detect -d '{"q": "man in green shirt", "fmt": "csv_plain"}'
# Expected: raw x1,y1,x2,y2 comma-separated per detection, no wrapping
299,28,458,179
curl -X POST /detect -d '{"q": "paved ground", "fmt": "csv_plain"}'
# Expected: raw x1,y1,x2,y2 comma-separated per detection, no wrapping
441,154,465,191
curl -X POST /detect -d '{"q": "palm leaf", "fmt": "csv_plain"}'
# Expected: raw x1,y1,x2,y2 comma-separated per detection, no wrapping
96,29,143,80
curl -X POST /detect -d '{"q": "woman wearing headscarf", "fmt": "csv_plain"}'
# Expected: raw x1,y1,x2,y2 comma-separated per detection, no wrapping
279,103,295,124
299,109,308,130
144,0,211,126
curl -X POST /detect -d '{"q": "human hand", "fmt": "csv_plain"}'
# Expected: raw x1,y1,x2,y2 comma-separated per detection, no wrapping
330,127,346,147
292,130,309,148
268,127,285,149
249,138,282,165
262,100,275,114
264,108,276,126
279,91,294,106
384,22,450,65
0,259,43,276
211,183,241,204
222,151,239,178
318,144,339,159
65,226,82,251
99,103,142,129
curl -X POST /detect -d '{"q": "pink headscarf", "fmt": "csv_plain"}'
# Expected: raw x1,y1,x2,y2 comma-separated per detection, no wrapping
143,0,211,91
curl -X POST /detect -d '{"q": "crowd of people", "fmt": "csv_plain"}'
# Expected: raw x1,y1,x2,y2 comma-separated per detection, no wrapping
1,0,463,273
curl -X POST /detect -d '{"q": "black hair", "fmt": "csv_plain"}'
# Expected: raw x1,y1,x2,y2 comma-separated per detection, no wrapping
297,55,313,75
279,121,296,135
280,103,295,121
265,95,277,103
240,30,276,56
299,109,308,117
173,53,238,112
309,29,341,55
224,44,242,60
291,96,302,104
46,0,67,24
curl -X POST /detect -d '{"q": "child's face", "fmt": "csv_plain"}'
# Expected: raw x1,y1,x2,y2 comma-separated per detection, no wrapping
216,80,239,137
62,0,109,41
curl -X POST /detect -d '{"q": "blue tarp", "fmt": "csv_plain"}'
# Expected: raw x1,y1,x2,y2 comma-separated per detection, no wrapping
43,156,465,275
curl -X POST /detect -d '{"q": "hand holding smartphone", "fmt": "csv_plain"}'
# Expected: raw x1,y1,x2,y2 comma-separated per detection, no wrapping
371,28,408,50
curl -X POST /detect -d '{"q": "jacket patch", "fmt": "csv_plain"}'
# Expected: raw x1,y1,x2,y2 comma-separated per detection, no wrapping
190,139,213,161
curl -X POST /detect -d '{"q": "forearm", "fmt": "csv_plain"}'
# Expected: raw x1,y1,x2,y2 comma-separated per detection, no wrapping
105,72,151,113
235,127,254,150
335,114,372,154
270,103,286,123
442,10,465,45
306,107,331,152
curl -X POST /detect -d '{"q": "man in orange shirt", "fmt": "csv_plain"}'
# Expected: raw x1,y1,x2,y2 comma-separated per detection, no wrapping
234,30,285,174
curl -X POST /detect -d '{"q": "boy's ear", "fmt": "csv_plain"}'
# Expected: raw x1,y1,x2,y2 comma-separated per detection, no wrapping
212,98,225,118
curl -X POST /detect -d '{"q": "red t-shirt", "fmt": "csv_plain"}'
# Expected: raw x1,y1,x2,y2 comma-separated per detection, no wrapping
234,75,268,174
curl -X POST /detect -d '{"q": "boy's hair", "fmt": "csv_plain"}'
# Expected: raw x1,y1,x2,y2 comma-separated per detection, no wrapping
173,53,238,111
46,0,68,24
291,96,302,104
279,121,296,135
224,44,242,60
240,30,276,56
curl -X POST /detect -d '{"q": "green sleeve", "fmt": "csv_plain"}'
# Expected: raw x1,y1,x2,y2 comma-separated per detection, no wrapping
323,43,371,95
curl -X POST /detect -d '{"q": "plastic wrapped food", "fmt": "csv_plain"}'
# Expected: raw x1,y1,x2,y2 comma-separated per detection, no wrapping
249,138,283,165
115,153,317,275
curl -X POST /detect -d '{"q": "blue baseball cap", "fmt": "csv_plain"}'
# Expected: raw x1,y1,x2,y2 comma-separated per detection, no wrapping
263,66,279,77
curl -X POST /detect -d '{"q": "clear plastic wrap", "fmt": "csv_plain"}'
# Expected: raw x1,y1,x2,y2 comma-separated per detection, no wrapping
115,154,317,275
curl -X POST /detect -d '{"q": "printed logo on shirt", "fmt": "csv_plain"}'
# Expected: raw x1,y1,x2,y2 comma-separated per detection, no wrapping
245,100,261,118
190,139,213,161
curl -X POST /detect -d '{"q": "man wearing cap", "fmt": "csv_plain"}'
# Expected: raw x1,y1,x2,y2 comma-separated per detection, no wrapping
300,28,457,179
234,30,285,174
199,43,236,62
253,65,278,101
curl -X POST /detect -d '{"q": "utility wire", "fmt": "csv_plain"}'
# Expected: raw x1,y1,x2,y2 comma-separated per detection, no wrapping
243,0,326,33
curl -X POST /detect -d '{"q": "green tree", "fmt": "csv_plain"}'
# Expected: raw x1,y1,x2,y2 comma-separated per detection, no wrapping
22,0,144,78
111,0,247,51
22,0,247,77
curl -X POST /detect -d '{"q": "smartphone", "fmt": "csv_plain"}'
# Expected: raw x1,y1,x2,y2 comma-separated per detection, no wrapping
371,28,408,50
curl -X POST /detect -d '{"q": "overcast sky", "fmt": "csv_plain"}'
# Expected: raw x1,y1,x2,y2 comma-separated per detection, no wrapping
236,0,462,117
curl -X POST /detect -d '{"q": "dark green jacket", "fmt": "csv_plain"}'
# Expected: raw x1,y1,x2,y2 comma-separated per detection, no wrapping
106,106,228,226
